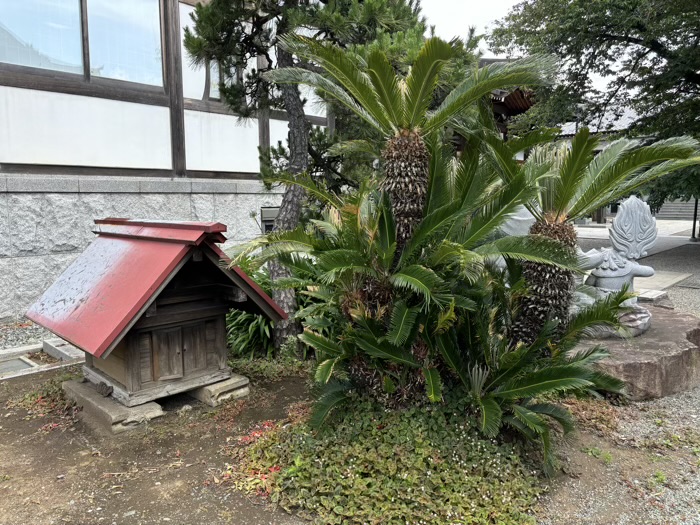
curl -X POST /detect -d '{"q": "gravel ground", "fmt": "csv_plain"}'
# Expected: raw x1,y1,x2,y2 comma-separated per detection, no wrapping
0,319,51,351
613,387,700,524
540,386,700,525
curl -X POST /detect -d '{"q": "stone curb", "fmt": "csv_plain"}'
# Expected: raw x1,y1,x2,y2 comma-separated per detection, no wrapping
0,175,285,195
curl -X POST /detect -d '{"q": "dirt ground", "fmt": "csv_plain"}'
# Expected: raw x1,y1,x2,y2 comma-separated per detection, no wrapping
1,369,699,525
0,370,308,525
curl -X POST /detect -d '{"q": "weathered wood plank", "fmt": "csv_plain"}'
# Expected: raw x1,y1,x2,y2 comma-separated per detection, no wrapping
83,365,232,407
153,327,184,381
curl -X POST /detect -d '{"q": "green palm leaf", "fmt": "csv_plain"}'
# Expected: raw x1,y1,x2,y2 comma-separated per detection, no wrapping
494,366,593,399
267,172,343,208
478,396,503,437
422,367,443,402
424,55,556,133
389,265,443,301
474,235,578,268
526,402,575,433
315,357,342,384
354,333,419,367
366,49,404,129
568,136,699,220
277,35,394,134
299,330,343,357
310,381,352,429
386,301,420,346
264,66,386,133
404,37,454,128
553,128,599,219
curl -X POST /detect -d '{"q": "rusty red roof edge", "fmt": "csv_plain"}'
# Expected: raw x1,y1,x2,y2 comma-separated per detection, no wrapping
95,218,227,233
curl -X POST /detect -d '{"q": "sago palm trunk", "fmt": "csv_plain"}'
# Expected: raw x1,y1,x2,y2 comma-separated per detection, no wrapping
382,129,430,253
512,218,577,345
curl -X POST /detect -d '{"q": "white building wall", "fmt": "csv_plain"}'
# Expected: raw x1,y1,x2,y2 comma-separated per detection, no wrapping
184,110,260,173
0,86,172,169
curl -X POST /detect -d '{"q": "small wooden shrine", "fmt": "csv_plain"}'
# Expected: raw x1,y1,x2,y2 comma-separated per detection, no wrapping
27,219,285,407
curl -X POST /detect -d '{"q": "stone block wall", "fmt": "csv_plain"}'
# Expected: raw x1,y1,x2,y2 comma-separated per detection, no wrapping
0,174,284,320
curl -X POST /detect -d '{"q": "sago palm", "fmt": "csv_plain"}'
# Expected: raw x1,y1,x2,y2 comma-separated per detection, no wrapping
266,35,555,252
483,128,700,344
233,133,578,415
455,261,630,474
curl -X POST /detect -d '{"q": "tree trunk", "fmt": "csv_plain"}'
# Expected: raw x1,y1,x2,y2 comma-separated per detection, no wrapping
512,220,577,346
269,45,310,350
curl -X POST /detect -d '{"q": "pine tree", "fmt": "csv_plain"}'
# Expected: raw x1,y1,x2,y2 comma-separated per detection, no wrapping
184,0,424,348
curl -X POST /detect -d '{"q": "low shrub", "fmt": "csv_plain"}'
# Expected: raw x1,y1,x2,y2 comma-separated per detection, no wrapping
228,336,314,381
227,396,542,525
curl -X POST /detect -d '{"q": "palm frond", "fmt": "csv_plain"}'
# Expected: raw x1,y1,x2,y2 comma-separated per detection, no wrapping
354,332,419,367
404,37,454,128
526,402,575,433
422,367,443,402
315,357,342,383
389,265,443,302
366,49,404,128
265,66,386,134
327,139,380,159
277,35,395,134
386,301,420,346
494,366,594,399
568,136,699,220
424,55,556,133
309,381,353,429
553,128,599,220
474,235,578,269
299,330,344,357
478,396,503,437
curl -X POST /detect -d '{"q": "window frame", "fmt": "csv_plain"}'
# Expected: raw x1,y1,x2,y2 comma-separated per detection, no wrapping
0,0,170,104
0,0,326,178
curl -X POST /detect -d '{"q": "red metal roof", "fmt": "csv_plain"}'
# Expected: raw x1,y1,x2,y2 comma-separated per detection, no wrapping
26,219,286,359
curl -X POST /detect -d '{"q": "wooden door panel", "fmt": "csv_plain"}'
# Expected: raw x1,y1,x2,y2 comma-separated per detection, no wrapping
136,332,153,385
183,323,207,373
153,327,184,381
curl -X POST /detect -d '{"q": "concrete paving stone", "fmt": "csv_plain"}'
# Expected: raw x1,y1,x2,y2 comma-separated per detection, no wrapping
79,177,140,193
189,374,250,407
236,180,283,194
636,271,692,290
43,338,84,361
191,180,238,194
140,178,192,193
63,379,164,434
6,175,80,193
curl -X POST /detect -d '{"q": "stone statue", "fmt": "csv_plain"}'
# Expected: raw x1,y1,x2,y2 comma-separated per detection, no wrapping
583,196,658,337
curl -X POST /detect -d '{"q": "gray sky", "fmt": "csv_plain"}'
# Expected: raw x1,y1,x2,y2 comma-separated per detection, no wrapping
420,0,520,57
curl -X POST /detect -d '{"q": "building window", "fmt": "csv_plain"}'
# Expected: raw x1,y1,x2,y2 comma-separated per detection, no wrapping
261,207,279,233
88,0,164,86
0,0,83,74
179,2,220,100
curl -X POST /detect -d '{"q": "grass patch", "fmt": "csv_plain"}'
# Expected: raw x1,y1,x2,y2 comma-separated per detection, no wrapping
228,357,313,382
582,446,613,465
5,369,81,417
225,397,542,525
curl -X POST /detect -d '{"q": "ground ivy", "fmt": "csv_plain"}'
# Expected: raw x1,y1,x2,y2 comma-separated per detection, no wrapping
227,397,543,524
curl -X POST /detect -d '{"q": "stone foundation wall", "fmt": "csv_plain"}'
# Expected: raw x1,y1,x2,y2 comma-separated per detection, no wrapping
0,174,284,320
